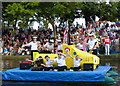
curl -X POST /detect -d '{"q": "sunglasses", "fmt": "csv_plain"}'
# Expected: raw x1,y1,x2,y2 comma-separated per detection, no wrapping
58,54,61,55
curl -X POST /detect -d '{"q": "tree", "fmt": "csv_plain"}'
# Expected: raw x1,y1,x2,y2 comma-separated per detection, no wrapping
4,2,37,28
115,2,120,20
59,2,82,27
98,2,118,21
79,2,100,24
3,2,119,28
2,2,13,27
35,2,78,38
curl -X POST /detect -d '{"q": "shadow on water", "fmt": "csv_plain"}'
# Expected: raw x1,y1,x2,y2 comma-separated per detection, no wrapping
1,59,120,86
1,81,119,86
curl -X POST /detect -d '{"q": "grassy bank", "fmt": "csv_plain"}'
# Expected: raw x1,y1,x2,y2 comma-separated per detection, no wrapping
98,54,120,60
1,54,120,60
2,55,31,60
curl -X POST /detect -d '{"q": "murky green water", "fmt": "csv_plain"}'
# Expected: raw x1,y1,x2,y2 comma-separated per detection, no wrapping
1,59,120,86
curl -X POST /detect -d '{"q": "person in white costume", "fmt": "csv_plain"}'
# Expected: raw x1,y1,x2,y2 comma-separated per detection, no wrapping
44,55,54,71
22,36,40,60
54,52,67,71
70,55,83,71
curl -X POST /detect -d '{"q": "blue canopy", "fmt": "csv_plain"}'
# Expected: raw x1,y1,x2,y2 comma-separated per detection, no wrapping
1,66,111,82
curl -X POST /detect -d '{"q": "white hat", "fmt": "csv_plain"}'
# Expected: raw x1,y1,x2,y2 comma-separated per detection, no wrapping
33,36,37,39
58,52,62,55
88,33,95,36
57,40,61,42
49,40,54,43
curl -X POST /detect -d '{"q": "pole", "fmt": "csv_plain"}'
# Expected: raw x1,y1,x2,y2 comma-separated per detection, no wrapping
68,28,70,45
53,24,57,53
67,20,71,45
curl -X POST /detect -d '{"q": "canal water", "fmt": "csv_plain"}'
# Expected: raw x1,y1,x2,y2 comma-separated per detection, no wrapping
1,59,120,86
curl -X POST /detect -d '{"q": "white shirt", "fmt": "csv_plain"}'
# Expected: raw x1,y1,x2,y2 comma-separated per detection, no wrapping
73,58,81,67
54,56,66,66
28,41,38,50
100,23,104,28
44,43,54,50
111,26,118,30
46,60,53,67
77,43,84,49
0,47,3,54
57,44,62,50
88,39,97,49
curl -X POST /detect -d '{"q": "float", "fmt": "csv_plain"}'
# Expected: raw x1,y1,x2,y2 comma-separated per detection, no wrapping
1,44,118,84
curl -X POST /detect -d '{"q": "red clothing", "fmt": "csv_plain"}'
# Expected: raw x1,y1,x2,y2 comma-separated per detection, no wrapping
87,23,91,28
77,30,84,34
118,22,120,27
99,30,103,35
102,38,110,44
23,61,32,63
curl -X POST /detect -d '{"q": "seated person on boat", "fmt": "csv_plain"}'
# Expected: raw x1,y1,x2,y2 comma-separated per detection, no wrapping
44,55,54,71
70,55,83,71
54,52,67,71
32,56,45,71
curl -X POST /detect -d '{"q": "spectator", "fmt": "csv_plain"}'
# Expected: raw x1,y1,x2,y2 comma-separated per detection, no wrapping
7,45,14,55
3,47,9,55
17,47,23,55
115,19,119,27
44,40,54,53
102,36,111,55
87,34,98,55
2,20,120,56
76,39,86,51
56,40,62,52
0,47,3,54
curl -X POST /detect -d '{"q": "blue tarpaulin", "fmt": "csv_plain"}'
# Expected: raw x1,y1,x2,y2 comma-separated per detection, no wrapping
1,66,111,82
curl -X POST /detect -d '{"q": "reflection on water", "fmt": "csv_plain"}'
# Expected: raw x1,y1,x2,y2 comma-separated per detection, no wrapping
2,60,22,71
1,59,120,86
100,59,120,74
100,59,120,86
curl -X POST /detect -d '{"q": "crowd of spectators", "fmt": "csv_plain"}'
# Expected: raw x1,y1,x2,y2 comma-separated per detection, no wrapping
1,19,120,56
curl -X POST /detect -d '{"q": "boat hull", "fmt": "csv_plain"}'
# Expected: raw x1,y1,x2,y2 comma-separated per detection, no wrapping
0,66,116,84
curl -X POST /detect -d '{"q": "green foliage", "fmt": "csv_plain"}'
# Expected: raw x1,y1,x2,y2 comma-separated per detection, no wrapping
4,2,37,28
2,2,120,28
98,2,118,21
116,2,120,20
79,2,100,23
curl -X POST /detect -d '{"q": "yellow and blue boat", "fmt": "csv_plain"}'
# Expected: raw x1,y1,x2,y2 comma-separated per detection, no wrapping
1,44,118,84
